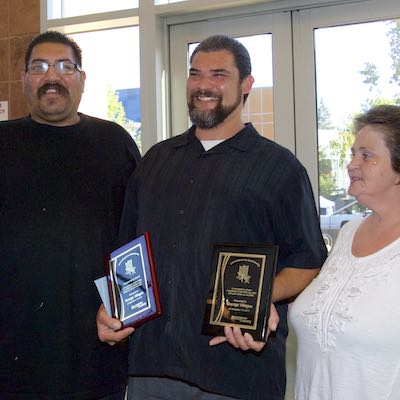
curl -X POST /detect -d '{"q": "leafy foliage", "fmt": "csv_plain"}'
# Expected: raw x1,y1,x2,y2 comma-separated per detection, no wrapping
107,85,126,125
319,148,337,198
106,85,142,152
388,20,400,87
318,19,400,193
359,62,379,92
318,98,334,129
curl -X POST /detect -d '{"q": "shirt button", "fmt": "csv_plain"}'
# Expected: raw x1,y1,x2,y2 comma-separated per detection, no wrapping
189,179,194,184
178,209,184,215
42,207,47,212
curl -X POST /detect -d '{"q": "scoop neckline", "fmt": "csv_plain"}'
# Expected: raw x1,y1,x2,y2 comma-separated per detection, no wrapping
348,219,400,260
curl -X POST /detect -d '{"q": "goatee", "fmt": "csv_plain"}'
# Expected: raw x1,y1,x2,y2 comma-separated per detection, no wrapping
188,88,242,129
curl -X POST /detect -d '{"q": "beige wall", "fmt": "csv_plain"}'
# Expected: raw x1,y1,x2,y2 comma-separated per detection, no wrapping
243,86,274,140
0,0,40,119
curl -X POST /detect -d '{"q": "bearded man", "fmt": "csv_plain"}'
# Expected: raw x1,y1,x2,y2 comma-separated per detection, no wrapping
97,34,326,400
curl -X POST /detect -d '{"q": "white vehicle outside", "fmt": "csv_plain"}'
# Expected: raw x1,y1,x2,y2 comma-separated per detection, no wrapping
320,200,368,251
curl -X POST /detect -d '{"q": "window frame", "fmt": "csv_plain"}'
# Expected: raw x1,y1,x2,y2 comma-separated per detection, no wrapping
292,0,400,202
41,0,400,162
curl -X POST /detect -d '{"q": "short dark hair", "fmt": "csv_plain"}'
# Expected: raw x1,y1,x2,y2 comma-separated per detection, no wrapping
190,34,252,82
354,104,400,173
25,31,82,67
190,35,252,103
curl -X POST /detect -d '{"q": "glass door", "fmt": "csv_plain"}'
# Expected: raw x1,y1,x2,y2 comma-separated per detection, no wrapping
293,0,400,249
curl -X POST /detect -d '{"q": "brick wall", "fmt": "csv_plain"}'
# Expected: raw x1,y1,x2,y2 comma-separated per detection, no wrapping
0,0,40,119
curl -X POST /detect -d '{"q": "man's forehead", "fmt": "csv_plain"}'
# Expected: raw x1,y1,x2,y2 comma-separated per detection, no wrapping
191,50,236,69
29,42,75,61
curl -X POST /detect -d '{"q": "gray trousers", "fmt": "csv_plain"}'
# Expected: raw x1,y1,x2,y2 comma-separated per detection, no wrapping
127,377,238,400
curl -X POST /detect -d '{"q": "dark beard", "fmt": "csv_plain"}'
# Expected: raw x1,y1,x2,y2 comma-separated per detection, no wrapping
188,88,242,129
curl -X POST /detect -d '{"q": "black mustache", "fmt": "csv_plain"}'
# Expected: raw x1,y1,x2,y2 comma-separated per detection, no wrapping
38,83,69,98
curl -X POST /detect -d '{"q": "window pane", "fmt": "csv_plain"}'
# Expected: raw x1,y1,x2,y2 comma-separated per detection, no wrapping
315,19,400,249
188,34,274,140
71,27,142,151
48,0,138,19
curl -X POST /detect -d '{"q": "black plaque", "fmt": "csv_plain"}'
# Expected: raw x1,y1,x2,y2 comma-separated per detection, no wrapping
202,243,278,342
107,232,161,328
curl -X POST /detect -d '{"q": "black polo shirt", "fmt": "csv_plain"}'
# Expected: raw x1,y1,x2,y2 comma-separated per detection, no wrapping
120,123,327,400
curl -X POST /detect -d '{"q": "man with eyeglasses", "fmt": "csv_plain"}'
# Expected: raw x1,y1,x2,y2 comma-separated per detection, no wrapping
0,31,140,399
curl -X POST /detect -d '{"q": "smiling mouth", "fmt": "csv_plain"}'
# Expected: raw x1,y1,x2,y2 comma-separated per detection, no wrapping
192,90,220,103
196,95,219,101
43,89,58,95
38,83,68,98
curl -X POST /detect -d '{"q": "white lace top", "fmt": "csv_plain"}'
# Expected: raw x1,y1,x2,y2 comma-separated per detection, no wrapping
289,218,400,400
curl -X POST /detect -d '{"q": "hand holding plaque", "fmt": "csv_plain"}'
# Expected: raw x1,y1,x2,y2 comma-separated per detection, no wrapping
202,243,278,342
106,232,161,328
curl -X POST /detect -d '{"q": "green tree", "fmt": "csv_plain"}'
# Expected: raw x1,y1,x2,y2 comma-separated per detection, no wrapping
107,85,126,125
357,20,400,106
331,20,400,167
359,61,379,92
361,96,398,112
359,20,400,104
318,20,400,203
317,98,333,129
106,85,142,152
388,20,400,87
318,148,336,198
327,116,355,168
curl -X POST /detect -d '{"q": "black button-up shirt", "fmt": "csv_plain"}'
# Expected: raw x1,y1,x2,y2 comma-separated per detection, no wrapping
120,123,327,400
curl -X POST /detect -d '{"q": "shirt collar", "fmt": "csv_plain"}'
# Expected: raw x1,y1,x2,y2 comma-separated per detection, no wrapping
172,123,261,152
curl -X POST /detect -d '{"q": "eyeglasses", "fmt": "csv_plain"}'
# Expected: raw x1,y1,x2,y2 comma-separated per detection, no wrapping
25,60,82,75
